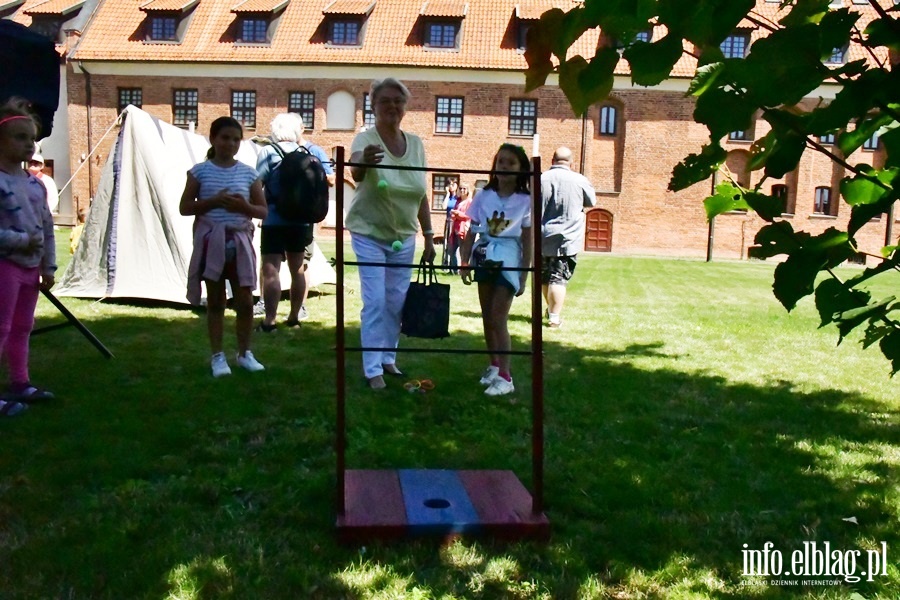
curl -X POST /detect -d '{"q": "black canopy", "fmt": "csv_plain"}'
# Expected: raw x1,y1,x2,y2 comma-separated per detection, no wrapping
0,20,60,137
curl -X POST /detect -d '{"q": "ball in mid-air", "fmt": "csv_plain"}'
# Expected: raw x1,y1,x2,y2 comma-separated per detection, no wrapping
377,179,389,191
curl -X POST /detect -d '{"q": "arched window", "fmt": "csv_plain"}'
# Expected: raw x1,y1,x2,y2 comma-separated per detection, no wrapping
814,186,834,215
325,90,356,130
599,105,617,135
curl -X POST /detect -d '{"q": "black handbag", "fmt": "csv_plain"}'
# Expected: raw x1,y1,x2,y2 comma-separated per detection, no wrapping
401,261,450,339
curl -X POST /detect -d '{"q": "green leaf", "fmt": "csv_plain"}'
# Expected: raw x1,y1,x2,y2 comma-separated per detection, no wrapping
658,0,755,48
668,142,726,192
764,130,807,179
687,63,724,97
881,127,900,170
817,8,858,60
779,0,830,28
840,167,897,207
848,192,899,237
731,25,828,106
814,277,870,328
773,250,826,311
744,191,784,222
704,182,749,220
694,87,757,140
837,113,894,156
864,17,900,54
523,11,563,92
863,323,894,349
834,296,896,343
747,131,776,172
879,330,900,376
624,33,684,87
748,221,803,259
558,48,619,117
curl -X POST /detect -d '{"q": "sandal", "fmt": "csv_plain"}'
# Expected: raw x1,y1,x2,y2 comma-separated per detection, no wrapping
283,318,301,328
8,383,54,402
255,321,277,333
0,400,28,416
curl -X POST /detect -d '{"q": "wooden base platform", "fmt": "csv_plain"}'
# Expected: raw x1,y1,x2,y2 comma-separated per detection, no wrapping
336,469,550,543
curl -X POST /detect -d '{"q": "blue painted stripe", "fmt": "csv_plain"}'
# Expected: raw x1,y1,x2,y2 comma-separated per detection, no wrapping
399,469,481,534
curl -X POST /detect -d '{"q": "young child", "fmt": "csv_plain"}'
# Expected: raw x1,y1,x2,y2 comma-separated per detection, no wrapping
459,144,533,396
0,98,57,415
180,117,268,377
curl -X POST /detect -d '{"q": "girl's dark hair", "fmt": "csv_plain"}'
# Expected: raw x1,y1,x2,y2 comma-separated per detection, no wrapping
484,143,530,194
0,97,41,136
205,116,243,159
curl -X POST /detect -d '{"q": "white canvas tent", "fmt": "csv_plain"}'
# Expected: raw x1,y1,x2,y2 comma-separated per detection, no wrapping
56,105,336,305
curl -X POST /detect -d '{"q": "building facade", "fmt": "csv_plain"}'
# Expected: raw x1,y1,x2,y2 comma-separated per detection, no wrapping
6,0,896,260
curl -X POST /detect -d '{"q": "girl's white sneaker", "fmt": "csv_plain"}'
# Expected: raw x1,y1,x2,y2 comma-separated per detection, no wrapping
479,365,500,386
485,377,514,396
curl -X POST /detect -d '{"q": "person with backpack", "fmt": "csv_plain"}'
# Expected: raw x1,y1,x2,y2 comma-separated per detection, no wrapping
255,112,334,332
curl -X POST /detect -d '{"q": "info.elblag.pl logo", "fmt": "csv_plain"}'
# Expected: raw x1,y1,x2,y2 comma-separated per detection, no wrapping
741,542,889,585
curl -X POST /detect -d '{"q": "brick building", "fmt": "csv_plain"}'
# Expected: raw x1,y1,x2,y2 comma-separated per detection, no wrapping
5,0,895,260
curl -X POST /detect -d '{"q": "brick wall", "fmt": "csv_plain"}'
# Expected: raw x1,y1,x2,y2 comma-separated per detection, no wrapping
65,69,896,263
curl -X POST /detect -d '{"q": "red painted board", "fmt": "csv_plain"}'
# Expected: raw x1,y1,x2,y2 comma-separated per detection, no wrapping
458,470,550,536
337,470,408,541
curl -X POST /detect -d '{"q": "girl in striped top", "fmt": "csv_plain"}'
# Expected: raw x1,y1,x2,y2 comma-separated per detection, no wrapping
179,116,268,378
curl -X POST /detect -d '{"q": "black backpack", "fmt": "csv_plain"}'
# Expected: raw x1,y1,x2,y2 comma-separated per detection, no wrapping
266,143,329,223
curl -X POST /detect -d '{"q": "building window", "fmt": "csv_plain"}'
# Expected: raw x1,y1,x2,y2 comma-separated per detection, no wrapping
325,90,355,130
362,93,376,129
425,21,459,48
173,89,198,127
432,173,460,211
827,44,848,64
150,15,178,41
239,17,268,43
729,130,749,141
634,29,651,43
509,99,537,137
435,96,464,134
863,130,880,151
28,18,64,41
118,88,143,114
721,34,749,59
771,184,790,213
819,132,836,144
517,21,531,50
328,19,361,45
231,91,257,129
289,92,315,130
599,105,617,135
814,186,833,215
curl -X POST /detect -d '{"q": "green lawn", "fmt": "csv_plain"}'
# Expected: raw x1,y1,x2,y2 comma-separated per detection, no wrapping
1,237,897,599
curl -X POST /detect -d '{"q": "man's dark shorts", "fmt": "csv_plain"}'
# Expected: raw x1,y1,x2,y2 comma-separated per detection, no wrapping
541,255,577,286
261,224,313,261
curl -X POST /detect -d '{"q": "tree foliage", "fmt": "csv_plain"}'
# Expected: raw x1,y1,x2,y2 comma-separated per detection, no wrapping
525,0,900,374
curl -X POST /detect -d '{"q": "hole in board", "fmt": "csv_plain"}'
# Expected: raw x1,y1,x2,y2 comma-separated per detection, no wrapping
423,498,451,509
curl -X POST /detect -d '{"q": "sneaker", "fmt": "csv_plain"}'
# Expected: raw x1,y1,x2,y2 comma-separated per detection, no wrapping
0,399,27,417
479,365,500,386
485,377,515,396
548,320,562,328
236,350,265,372
211,352,232,378
252,299,266,317
297,305,309,322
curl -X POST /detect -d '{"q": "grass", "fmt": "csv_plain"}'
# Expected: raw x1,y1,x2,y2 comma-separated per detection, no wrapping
1,237,898,599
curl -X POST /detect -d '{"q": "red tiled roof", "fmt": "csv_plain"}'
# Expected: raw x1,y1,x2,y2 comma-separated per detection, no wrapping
140,0,199,12
0,0,26,11
23,0,83,15
231,0,288,13
322,0,376,15
515,0,567,21
69,1,886,76
419,0,467,18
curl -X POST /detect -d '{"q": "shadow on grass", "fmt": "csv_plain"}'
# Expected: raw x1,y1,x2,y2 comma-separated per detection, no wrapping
2,309,898,599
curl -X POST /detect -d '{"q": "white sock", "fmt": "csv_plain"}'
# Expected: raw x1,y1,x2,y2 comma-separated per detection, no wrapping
548,312,560,324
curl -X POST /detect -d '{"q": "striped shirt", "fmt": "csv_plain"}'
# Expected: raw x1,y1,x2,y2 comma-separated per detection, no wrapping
188,160,260,227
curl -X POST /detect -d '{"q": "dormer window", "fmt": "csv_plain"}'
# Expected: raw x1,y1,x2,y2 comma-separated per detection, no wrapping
140,0,199,44
425,22,458,48
322,0,375,47
420,1,467,50
231,0,288,45
330,19,361,45
24,0,85,43
826,44,848,65
721,32,750,59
